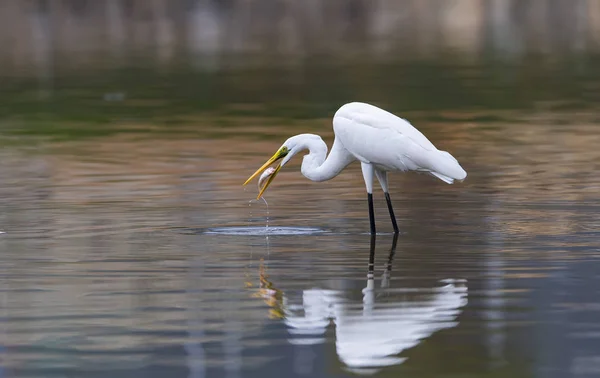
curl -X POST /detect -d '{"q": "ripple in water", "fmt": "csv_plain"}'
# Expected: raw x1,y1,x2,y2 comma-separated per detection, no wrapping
203,226,328,236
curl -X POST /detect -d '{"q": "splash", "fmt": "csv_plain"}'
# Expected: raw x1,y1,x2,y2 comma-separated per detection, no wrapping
248,196,269,235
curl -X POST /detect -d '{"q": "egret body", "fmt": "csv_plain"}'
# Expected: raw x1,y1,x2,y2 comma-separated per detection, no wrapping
244,102,466,234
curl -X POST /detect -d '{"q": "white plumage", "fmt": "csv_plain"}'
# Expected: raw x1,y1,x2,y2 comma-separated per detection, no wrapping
284,279,468,372
244,102,467,233
333,102,466,184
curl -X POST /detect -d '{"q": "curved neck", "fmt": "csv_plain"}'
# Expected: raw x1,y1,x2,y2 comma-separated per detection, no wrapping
299,136,354,182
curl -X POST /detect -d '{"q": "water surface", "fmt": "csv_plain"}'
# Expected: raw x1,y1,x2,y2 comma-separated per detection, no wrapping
1,54,600,377
0,109,599,377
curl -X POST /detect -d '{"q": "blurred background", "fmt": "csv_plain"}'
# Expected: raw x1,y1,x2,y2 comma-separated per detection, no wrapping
1,0,599,128
1,1,600,377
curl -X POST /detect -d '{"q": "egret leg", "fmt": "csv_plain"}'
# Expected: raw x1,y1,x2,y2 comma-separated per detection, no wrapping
361,163,376,234
375,169,399,234
384,193,399,234
386,232,399,271
367,193,376,234
368,233,376,274
382,232,399,289
364,233,376,315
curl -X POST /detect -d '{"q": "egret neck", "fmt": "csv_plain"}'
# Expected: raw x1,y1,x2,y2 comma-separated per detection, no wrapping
295,136,354,182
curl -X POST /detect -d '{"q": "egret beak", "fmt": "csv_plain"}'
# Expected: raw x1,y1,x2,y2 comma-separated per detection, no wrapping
243,148,287,199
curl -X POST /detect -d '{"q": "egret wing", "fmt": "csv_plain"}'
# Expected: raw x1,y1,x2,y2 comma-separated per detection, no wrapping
333,119,430,171
333,102,466,181
334,102,437,152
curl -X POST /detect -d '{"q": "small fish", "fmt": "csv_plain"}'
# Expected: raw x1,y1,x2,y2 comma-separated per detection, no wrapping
258,167,276,191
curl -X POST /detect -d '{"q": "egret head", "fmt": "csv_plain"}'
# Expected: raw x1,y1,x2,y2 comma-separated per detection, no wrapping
243,136,306,199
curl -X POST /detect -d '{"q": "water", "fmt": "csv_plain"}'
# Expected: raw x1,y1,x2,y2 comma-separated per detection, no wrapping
1,55,600,377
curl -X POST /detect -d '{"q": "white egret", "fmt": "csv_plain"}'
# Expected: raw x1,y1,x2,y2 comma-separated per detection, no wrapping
243,102,467,234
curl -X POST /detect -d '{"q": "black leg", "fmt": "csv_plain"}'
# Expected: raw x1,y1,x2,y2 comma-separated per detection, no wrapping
384,192,399,234
387,232,399,270
368,193,376,234
382,232,398,289
368,233,376,274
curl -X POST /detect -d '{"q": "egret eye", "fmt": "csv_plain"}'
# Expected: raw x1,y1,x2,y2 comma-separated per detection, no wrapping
258,167,276,191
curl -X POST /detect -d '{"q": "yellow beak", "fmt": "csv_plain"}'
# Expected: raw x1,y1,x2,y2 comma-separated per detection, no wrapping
243,148,285,199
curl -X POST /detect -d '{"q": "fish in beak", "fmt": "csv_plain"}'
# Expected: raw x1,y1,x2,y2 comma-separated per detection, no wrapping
243,147,288,199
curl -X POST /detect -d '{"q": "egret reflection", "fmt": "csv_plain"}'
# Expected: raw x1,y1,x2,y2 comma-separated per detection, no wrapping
283,235,468,374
